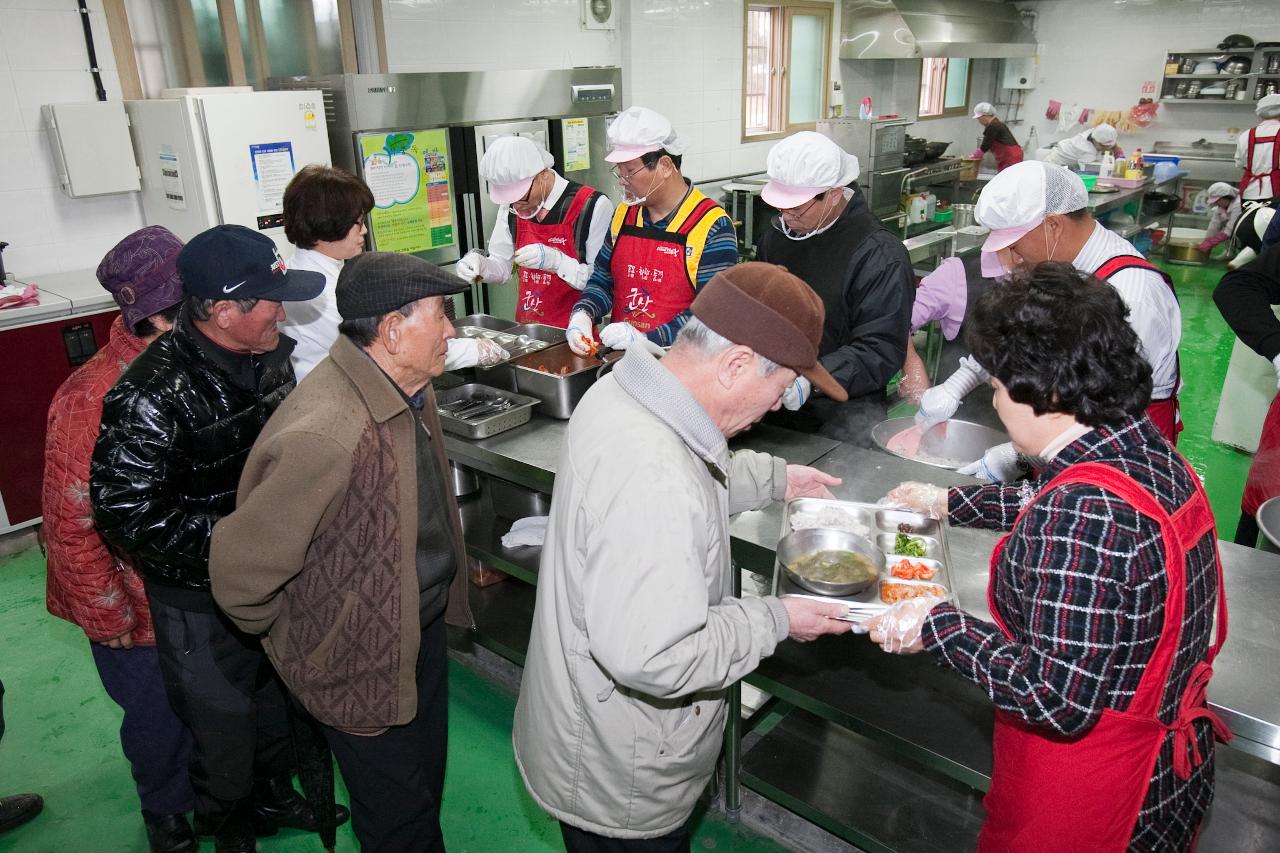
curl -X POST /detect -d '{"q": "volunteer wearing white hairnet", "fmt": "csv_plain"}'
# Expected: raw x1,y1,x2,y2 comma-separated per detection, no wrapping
1042,123,1122,169
1198,182,1242,254
1237,93,1280,202
455,136,613,328
971,102,1024,172
916,161,1182,479
565,106,736,355
754,132,913,445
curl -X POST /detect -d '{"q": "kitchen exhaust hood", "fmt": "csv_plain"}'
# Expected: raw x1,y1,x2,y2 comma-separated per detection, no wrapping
841,0,1037,60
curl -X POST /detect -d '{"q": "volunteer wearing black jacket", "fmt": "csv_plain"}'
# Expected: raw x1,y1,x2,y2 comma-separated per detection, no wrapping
91,226,346,853
757,131,914,445
1213,242,1280,544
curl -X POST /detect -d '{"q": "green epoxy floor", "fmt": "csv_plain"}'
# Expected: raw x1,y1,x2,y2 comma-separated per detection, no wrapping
0,259,1254,852
0,546,787,852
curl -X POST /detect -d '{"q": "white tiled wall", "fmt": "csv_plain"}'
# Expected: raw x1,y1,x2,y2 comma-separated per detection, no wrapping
0,0,145,280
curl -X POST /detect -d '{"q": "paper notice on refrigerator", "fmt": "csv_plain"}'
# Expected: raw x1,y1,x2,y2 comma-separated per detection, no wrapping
360,130,455,255
562,117,591,172
158,147,186,210
249,141,296,213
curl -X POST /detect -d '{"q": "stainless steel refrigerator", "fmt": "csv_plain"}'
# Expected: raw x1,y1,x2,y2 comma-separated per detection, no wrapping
271,69,621,320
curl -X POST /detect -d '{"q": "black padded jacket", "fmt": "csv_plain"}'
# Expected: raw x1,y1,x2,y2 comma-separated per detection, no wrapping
90,308,296,598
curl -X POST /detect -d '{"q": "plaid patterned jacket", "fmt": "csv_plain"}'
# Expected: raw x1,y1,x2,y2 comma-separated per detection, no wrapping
923,417,1221,851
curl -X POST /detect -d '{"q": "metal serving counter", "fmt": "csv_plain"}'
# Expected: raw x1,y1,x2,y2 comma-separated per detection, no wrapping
443,412,1280,852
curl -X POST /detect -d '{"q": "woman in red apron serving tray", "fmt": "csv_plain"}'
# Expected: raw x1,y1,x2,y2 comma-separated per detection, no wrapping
563,106,737,356
872,262,1229,852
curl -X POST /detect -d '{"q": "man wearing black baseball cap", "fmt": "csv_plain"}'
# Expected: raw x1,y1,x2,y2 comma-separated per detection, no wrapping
92,225,347,853
211,252,475,852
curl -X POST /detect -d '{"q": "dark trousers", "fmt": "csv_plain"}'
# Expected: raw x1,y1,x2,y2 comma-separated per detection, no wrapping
560,821,692,853
90,643,195,816
322,616,448,853
147,594,292,822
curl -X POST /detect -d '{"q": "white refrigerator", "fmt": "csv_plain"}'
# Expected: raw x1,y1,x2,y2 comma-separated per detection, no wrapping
125,89,332,253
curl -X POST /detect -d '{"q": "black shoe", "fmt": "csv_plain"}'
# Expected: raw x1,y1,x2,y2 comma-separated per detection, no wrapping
251,776,349,834
143,810,198,853
213,807,256,853
0,794,43,834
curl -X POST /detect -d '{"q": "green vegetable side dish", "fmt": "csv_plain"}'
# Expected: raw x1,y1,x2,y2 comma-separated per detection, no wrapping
894,533,928,557
787,550,877,585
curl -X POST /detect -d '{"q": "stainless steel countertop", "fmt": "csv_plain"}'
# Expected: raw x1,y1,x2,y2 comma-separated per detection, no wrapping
446,416,1280,764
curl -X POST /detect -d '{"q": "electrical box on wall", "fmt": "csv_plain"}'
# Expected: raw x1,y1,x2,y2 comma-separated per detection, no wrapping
581,0,616,30
42,101,141,198
1002,55,1039,90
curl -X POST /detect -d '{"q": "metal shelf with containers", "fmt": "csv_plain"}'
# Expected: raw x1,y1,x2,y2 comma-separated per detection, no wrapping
1160,44,1280,104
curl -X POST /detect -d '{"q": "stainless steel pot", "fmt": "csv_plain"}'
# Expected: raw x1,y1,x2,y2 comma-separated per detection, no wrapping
951,204,976,229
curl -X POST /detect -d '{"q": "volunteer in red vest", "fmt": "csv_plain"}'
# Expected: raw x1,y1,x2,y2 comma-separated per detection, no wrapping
564,106,737,355
971,102,1024,172
455,135,613,327
916,161,1182,480
1237,93,1280,203
872,262,1228,853
1212,242,1280,545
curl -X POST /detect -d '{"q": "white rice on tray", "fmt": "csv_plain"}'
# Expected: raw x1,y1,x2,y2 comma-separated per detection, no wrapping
789,507,870,537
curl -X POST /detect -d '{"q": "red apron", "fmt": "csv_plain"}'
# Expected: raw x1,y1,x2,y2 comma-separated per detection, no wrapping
513,185,596,326
609,197,721,332
978,461,1230,853
1094,255,1182,443
1241,392,1280,516
991,140,1024,172
1239,125,1280,200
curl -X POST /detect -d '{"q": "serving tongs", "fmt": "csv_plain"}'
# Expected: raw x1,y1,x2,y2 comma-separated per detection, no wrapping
438,394,515,421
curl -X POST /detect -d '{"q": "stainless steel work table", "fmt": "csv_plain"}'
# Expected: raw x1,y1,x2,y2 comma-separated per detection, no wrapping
443,414,1280,852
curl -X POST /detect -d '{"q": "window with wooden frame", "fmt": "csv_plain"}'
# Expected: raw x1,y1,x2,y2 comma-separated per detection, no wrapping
918,57,971,119
743,2,832,140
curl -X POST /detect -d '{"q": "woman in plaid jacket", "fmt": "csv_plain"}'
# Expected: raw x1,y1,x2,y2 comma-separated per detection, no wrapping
874,262,1228,852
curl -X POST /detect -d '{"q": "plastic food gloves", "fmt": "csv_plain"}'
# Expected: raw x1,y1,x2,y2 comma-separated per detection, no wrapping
866,595,946,654
513,244,585,290
566,311,596,356
444,337,510,370
971,148,984,160
782,375,812,411
898,343,929,404
1272,354,1280,391
455,251,504,284
600,322,642,351
880,481,947,520
957,441,1027,482
914,356,990,430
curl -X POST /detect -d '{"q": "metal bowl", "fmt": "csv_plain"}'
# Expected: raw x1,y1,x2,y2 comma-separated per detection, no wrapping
777,528,884,597
871,417,1010,470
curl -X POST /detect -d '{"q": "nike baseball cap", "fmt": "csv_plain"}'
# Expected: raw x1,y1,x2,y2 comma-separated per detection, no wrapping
177,224,325,302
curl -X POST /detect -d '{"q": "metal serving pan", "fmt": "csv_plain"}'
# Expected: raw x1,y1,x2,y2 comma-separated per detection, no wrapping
871,417,1009,471
507,343,622,419
771,498,956,617
435,383,540,439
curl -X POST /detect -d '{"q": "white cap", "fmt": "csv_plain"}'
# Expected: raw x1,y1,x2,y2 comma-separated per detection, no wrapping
1206,181,1238,203
1258,93,1280,118
605,106,686,163
972,102,996,119
478,136,554,204
1090,123,1118,146
976,161,1089,253
761,132,861,208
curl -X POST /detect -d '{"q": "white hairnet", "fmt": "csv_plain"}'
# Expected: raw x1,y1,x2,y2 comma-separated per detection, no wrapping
762,132,860,208
977,161,1089,249
1206,181,1238,203
605,106,686,162
478,136,553,186
972,102,996,119
1090,123,1118,146
1258,93,1280,118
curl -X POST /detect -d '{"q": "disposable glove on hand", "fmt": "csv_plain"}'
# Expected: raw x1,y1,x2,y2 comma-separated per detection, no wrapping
600,322,642,350
970,148,984,160
782,375,811,411
455,251,503,284
513,244,585,289
957,441,1026,482
914,356,990,430
444,337,510,370
866,595,946,654
1272,353,1280,391
566,311,596,356
880,481,947,520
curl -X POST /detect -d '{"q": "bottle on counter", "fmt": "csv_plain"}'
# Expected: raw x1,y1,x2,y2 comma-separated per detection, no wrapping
1132,148,1144,169
1099,151,1116,178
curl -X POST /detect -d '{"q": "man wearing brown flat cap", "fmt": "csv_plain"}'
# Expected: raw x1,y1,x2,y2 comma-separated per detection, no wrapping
210,251,474,852
514,261,852,852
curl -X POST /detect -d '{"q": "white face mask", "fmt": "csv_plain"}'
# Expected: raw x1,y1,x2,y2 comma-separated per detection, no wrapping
773,191,841,241
620,166,664,206
513,202,544,221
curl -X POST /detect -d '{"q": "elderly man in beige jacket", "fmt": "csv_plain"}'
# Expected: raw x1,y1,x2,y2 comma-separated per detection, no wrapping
514,262,854,852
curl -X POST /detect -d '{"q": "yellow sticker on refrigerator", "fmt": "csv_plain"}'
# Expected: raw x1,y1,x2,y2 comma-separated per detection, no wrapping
360,129,455,255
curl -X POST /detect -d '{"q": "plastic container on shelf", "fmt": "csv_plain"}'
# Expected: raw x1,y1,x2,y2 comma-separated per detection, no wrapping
1099,152,1115,178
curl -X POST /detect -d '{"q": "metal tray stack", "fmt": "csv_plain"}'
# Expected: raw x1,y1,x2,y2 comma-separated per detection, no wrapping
436,383,540,439
771,498,956,617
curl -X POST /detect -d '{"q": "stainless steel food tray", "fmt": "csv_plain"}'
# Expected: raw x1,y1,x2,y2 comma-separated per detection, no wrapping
770,498,956,615
435,383,540,439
